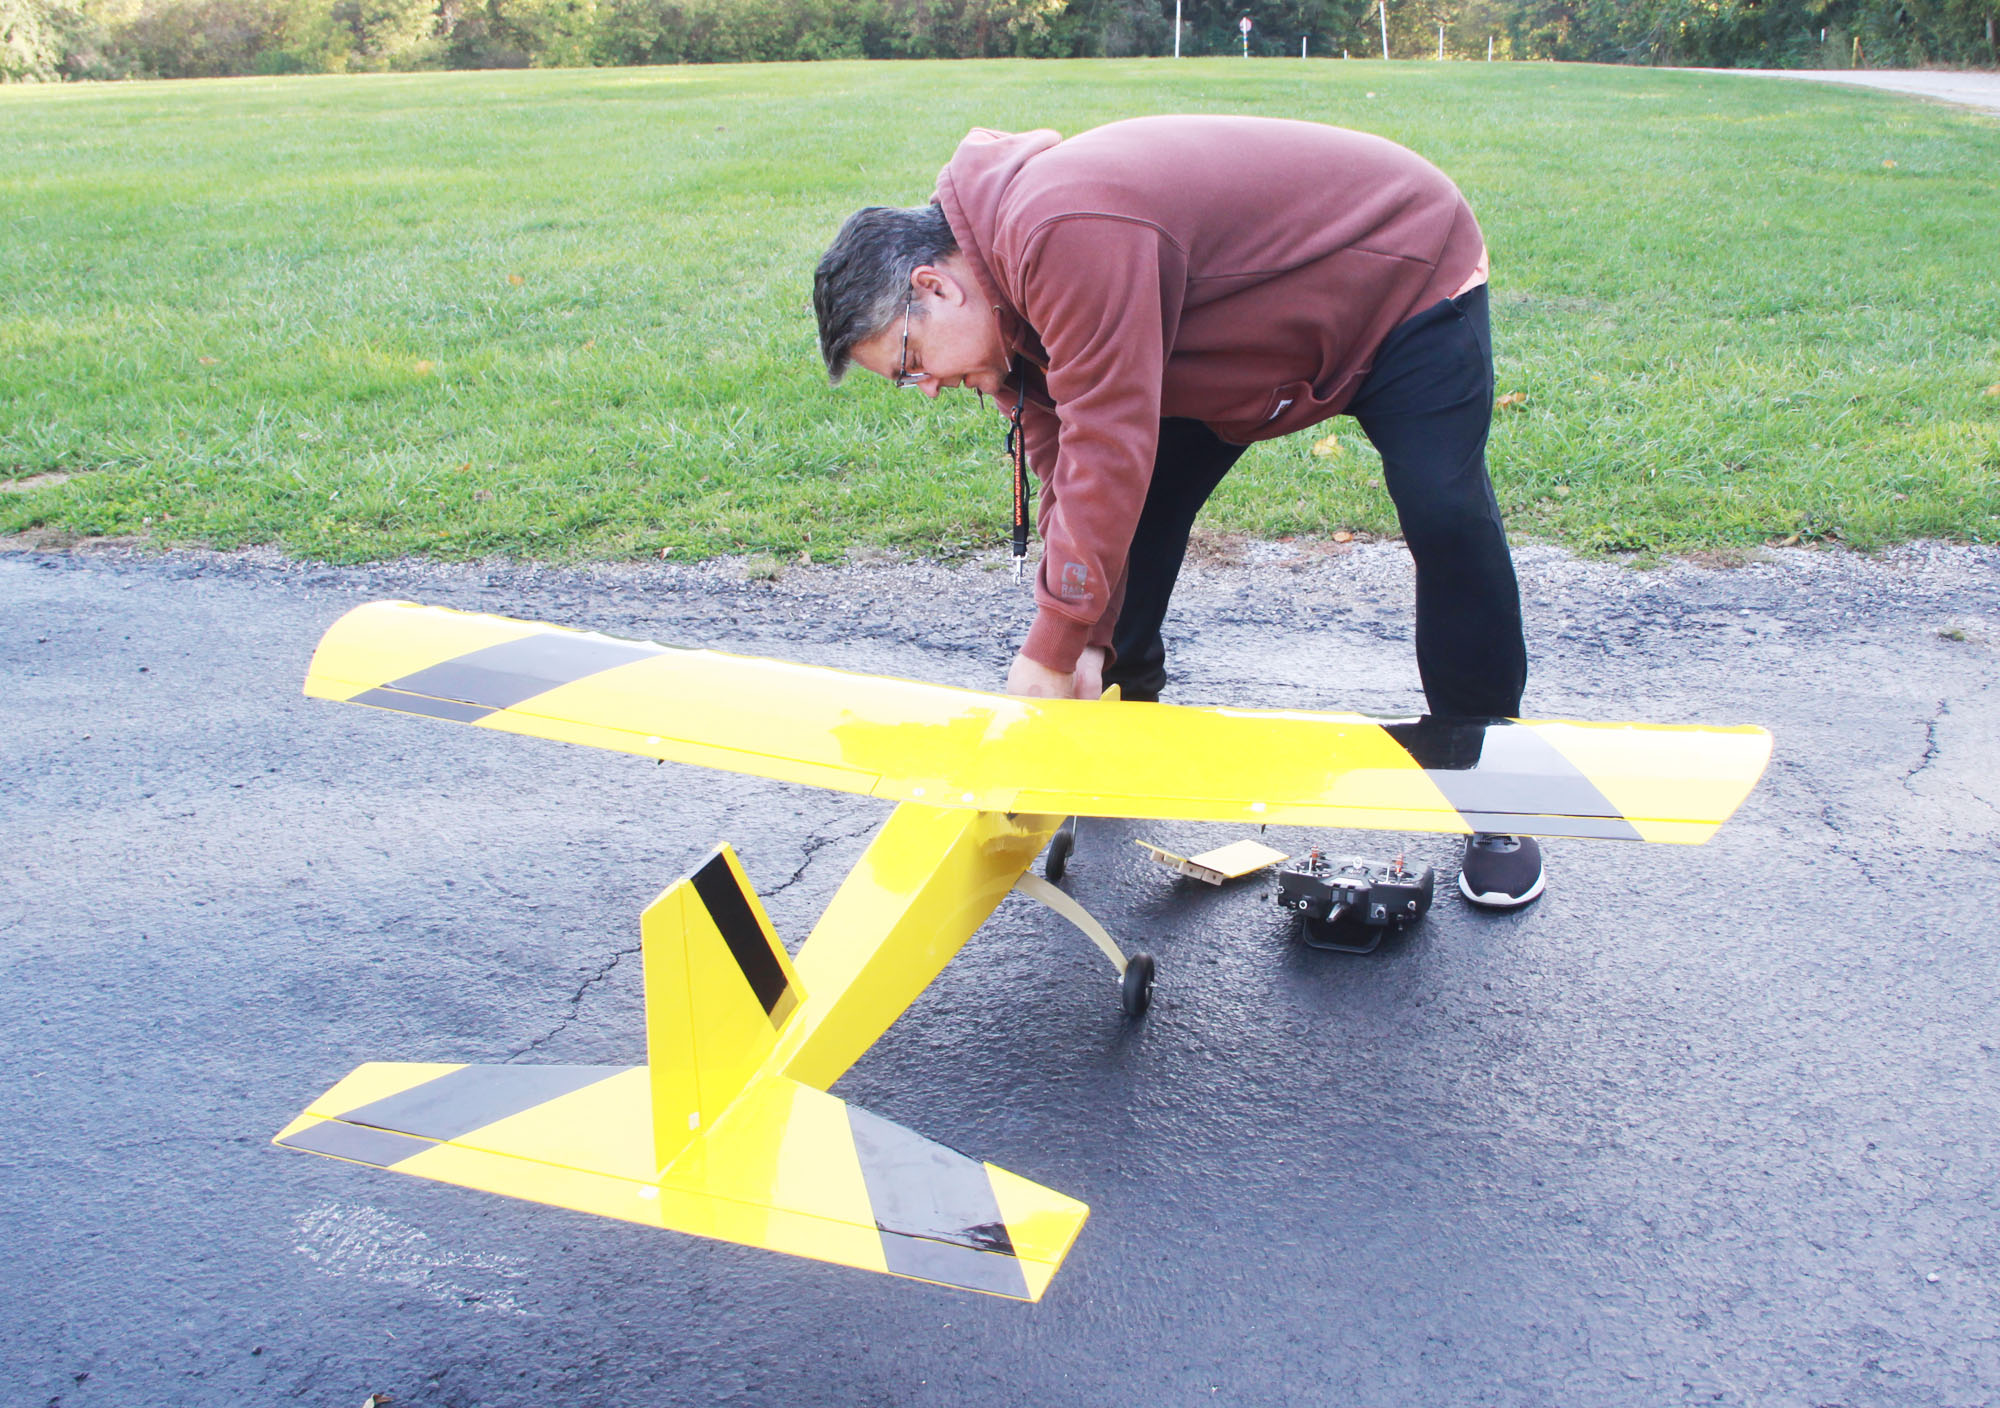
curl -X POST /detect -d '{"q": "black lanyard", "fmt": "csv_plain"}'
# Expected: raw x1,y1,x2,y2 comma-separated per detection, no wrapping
1004,390,1029,582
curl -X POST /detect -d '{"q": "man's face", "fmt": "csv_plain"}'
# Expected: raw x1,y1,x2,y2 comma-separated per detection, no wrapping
848,258,1008,400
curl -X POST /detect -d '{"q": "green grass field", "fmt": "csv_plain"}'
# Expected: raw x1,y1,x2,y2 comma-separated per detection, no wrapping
3,60,1997,563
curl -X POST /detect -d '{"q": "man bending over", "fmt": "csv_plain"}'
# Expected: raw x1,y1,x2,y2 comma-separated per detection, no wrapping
812,115,1542,908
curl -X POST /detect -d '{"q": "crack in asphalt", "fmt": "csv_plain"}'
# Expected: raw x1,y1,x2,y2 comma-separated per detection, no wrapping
497,816,875,1060
1784,753,1887,888
758,819,881,902
1816,798,1886,887
507,944,641,1061
1804,700,1983,880
1904,699,1948,791
1891,697,2000,829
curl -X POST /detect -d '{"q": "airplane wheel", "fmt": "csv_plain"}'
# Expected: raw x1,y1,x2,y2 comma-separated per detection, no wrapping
1120,952,1156,1019
1044,821,1075,883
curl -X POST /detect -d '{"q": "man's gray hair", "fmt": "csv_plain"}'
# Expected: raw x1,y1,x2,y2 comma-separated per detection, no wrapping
813,203,960,383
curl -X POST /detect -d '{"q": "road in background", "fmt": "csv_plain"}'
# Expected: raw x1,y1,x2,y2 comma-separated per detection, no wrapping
5,541,1999,1406
1695,67,2000,115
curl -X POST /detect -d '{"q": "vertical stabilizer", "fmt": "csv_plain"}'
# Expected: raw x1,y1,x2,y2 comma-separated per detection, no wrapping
641,845,804,1170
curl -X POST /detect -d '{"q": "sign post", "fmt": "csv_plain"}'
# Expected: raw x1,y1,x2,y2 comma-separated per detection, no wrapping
1239,14,1252,57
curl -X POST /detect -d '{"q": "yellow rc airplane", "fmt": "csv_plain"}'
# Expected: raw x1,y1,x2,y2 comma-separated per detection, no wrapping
277,601,1772,1301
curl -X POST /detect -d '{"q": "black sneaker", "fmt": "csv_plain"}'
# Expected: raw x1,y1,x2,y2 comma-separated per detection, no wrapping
1458,833,1546,908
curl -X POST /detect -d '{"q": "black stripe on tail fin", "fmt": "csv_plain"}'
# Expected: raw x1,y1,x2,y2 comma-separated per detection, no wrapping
690,851,795,1023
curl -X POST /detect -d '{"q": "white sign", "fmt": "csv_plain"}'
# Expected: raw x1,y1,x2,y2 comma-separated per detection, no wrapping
1239,15,1253,32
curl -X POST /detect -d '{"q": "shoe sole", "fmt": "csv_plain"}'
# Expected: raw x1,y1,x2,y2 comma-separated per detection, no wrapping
1458,870,1547,909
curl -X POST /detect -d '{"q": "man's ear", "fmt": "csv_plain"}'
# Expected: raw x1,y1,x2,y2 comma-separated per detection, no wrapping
910,261,969,308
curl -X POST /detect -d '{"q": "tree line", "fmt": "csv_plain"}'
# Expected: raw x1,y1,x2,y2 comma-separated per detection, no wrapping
5,0,1995,83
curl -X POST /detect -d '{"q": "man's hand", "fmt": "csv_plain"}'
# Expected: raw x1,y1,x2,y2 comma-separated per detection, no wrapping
1006,652,1073,698
1006,647,1110,700
1072,645,1107,700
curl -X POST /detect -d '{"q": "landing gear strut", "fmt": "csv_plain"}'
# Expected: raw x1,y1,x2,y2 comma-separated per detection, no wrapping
1014,868,1156,1020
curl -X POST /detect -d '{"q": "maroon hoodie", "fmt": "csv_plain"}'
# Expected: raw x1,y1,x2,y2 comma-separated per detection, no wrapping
931,115,1486,673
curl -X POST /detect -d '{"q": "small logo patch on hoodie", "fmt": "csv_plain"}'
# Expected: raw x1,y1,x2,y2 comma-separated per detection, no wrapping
1060,562,1090,599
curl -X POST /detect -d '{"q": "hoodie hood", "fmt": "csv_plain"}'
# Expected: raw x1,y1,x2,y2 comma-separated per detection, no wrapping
932,128,1062,353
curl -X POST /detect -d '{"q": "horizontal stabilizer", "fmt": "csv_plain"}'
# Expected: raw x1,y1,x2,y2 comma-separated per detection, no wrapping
306,600,1771,842
275,1061,1087,1301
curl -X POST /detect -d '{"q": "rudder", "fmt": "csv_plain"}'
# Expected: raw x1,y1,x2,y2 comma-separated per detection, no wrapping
642,844,805,1170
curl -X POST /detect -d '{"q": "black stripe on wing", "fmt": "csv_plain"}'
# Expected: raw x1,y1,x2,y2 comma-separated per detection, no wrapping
1382,717,1644,840
358,630,673,720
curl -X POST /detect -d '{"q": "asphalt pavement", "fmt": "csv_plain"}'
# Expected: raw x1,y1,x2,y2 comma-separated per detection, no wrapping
5,539,1999,1407
1697,68,2000,116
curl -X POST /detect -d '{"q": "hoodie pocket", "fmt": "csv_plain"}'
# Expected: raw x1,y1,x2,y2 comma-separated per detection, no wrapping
1260,380,1311,424
1213,379,1337,443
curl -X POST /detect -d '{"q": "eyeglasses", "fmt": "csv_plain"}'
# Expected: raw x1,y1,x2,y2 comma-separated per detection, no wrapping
892,300,925,388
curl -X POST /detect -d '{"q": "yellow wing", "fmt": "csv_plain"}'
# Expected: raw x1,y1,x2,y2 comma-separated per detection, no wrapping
305,600,1772,843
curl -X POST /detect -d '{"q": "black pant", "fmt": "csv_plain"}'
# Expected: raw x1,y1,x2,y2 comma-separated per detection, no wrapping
1103,283,1527,717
